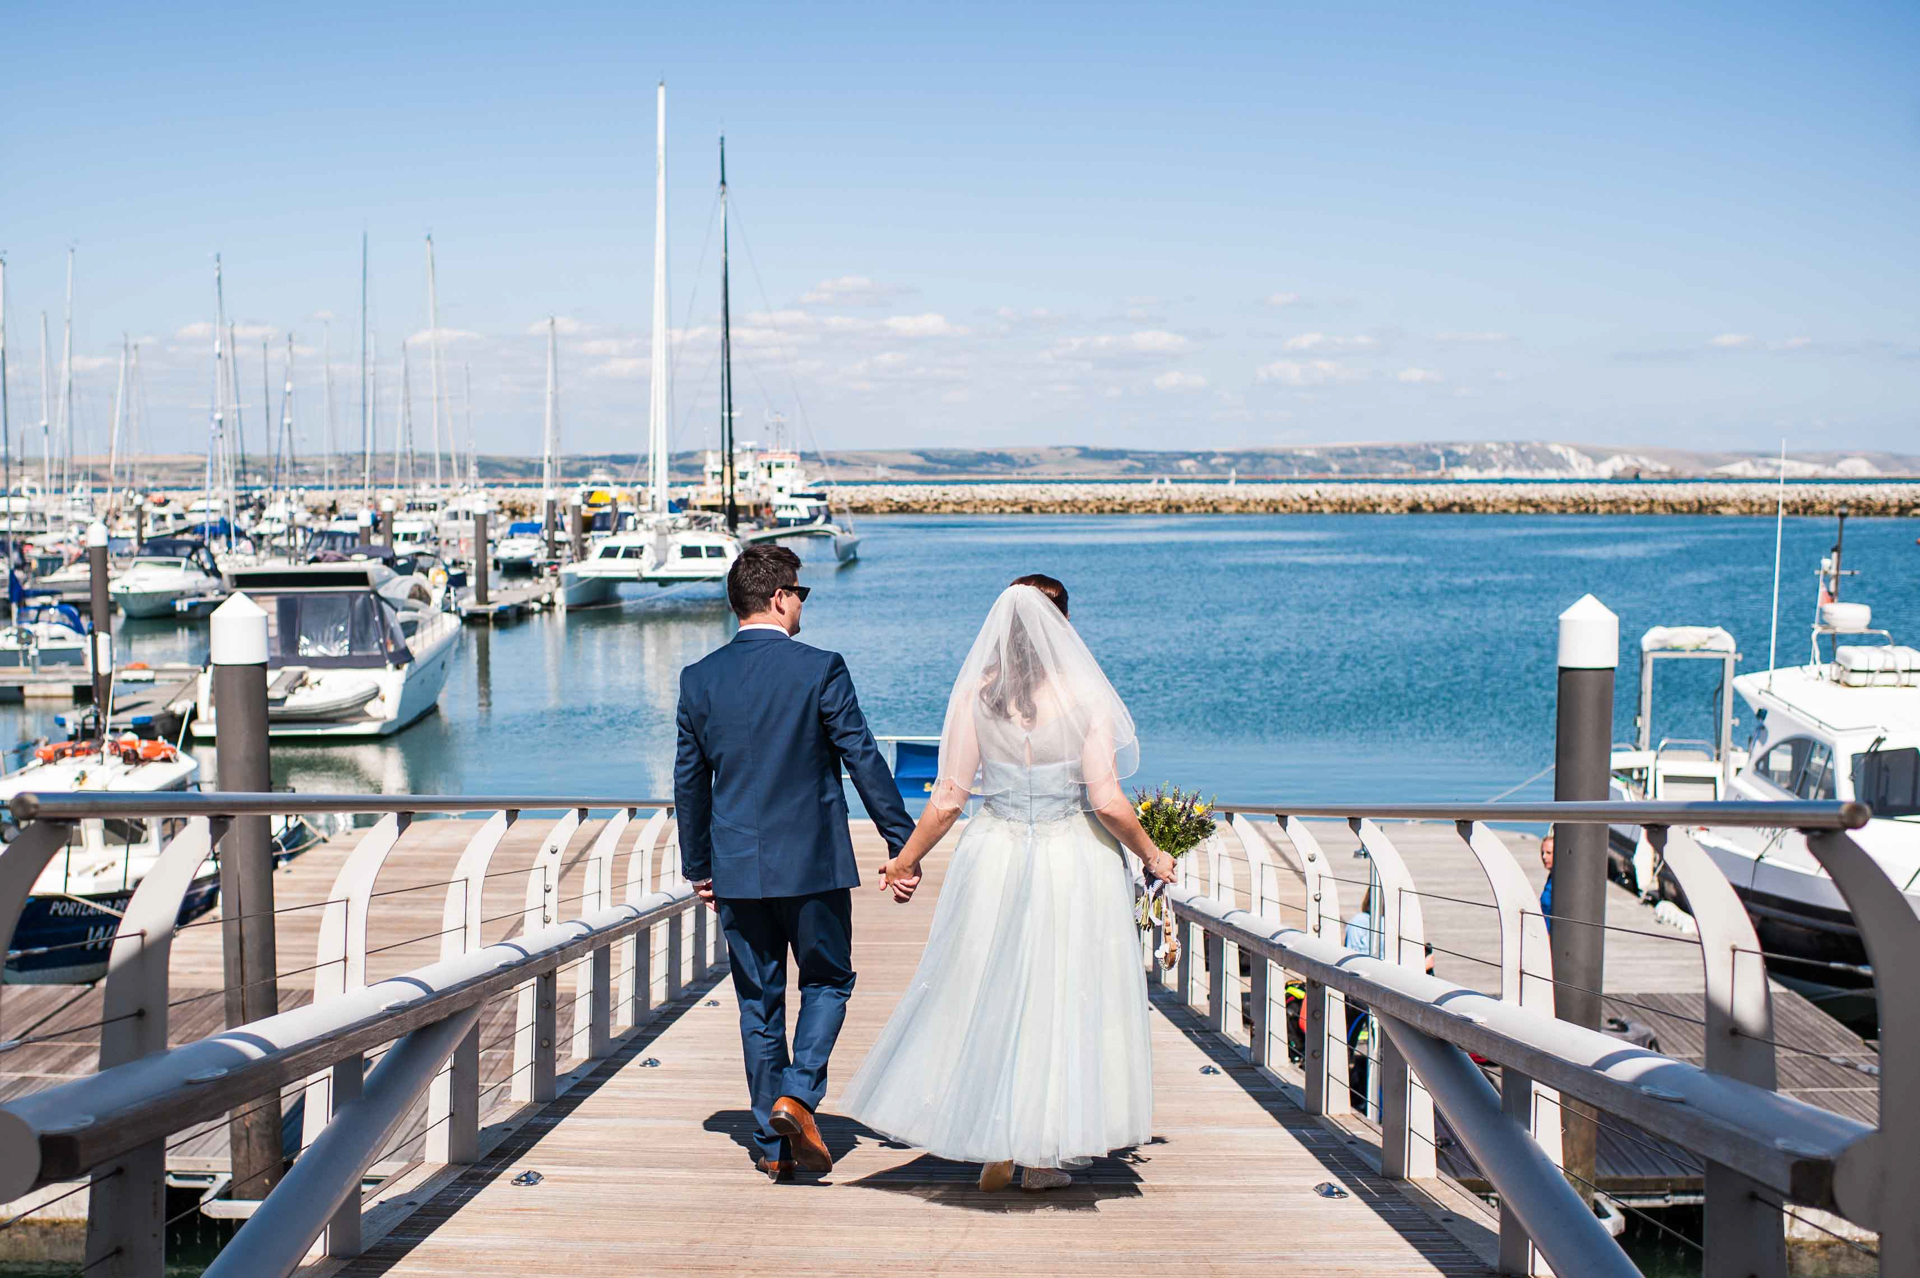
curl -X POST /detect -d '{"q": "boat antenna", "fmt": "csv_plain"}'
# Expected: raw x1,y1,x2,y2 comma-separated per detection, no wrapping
1767,438,1784,688
360,232,371,498
719,132,736,532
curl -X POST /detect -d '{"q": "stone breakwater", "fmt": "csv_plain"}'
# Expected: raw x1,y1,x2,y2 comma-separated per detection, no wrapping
831,481,1920,517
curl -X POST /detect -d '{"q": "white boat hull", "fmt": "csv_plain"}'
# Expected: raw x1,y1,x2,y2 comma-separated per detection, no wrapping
191,615,460,739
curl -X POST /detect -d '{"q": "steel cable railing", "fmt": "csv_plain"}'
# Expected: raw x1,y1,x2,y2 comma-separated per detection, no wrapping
1161,799,1903,1278
0,790,705,1278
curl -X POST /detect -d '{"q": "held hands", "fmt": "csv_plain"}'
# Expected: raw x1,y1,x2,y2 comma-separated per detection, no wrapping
693,879,717,912
878,856,922,904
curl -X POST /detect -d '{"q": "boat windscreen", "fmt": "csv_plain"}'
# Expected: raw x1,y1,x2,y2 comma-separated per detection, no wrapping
266,591,411,668
1853,747,1920,819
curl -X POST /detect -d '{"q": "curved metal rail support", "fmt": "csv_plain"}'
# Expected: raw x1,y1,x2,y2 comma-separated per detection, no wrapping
1646,825,1786,1278
1284,815,1348,1118
1351,819,1436,1181
425,810,517,1165
571,808,635,1061
1455,820,1562,1276
620,809,673,1025
84,818,227,1276
513,808,585,1106
1811,829,1920,1272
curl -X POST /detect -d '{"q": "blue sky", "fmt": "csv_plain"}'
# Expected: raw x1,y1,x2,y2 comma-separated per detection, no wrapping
3,1,1916,462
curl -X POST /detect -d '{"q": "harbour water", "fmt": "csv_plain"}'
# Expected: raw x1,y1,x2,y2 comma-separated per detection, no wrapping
6,513,1913,808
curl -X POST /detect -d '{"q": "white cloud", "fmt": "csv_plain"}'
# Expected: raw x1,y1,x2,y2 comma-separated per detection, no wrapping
799,275,916,306
1396,367,1444,383
1255,358,1365,386
1774,336,1813,350
578,338,632,357
71,354,121,372
1266,292,1301,307
313,309,336,322
407,327,481,346
882,313,968,338
587,358,647,379
1282,332,1376,352
1433,331,1510,343
1708,333,1754,348
1152,370,1208,392
175,320,276,342
1051,330,1192,358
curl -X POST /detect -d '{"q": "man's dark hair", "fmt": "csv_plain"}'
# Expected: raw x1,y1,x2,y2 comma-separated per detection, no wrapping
728,544,803,617
1010,573,1068,616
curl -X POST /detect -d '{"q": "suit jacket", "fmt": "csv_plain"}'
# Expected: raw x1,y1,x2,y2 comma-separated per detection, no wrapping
675,627,916,899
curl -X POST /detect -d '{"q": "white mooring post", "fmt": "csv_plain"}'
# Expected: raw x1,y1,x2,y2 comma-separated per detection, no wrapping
86,521,111,716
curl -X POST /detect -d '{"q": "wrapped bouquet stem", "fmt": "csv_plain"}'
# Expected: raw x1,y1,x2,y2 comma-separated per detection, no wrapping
1132,784,1216,967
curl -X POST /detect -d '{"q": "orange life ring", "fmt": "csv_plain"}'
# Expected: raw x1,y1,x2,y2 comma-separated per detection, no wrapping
137,740,177,763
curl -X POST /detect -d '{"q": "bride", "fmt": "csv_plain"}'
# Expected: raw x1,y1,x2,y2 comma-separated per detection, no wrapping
840,574,1177,1192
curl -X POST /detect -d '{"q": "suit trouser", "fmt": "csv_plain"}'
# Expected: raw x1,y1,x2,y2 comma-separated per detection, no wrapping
714,888,856,1162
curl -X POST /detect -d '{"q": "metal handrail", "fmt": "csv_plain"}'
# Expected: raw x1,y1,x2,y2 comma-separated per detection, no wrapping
8,792,674,821
1213,798,1869,829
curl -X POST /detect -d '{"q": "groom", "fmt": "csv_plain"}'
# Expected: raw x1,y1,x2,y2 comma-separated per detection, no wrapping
674,544,916,1180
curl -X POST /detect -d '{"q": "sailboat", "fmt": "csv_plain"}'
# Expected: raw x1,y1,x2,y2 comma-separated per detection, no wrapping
561,82,741,609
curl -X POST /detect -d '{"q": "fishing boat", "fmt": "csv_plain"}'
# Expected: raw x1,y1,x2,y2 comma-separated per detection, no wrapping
108,536,224,619
1614,511,1920,1026
190,560,460,738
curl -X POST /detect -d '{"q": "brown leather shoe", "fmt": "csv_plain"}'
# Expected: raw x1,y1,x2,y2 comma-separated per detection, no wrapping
769,1096,832,1171
756,1157,795,1182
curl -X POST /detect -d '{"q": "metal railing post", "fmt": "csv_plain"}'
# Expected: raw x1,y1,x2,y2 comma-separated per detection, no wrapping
210,595,283,1201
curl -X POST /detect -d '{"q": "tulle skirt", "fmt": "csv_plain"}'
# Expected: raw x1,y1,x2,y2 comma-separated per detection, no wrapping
840,809,1154,1169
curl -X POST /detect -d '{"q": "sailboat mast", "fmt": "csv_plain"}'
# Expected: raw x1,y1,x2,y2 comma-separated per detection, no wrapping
719,133,735,532
647,81,671,515
210,255,231,549
360,233,371,497
0,255,10,522
542,317,557,498
106,338,127,506
260,336,272,494
400,339,415,491
322,323,335,496
279,332,296,492
129,343,145,494
38,313,50,496
58,249,73,506
463,361,475,488
228,322,246,495
425,235,446,490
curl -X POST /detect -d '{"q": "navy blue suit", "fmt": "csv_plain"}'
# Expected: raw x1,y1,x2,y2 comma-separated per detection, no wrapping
674,626,915,1162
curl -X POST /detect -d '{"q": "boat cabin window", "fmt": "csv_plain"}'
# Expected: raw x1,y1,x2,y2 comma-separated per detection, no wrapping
703,545,728,559
1853,747,1920,818
263,591,411,668
1797,743,1836,801
679,545,706,560
1758,738,1810,792
597,544,623,559
101,818,150,847
618,545,644,559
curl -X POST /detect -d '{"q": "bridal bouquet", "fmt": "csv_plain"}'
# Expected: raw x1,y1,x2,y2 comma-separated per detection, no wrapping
1132,784,1217,966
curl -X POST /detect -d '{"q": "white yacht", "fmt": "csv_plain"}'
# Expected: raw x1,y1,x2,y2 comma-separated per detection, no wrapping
0,601,88,669
109,538,225,619
494,520,550,574
1619,514,1918,1025
191,561,460,738
558,522,739,608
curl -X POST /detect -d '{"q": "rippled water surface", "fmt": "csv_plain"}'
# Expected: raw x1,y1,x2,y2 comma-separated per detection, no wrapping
6,514,1915,807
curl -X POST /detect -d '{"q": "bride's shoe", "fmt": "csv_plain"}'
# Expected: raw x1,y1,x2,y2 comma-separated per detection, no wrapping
977,1160,1015,1192
1021,1166,1072,1191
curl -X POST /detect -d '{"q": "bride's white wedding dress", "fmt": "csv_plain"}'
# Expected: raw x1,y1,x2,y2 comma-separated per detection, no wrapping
841,588,1153,1170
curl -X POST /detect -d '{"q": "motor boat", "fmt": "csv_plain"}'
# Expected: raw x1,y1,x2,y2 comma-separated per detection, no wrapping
0,600,89,669
558,520,740,608
109,538,225,619
0,734,327,983
1615,512,1919,1027
191,560,461,739
494,521,550,574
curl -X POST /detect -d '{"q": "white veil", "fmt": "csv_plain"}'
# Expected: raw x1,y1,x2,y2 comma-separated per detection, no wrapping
929,584,1139,814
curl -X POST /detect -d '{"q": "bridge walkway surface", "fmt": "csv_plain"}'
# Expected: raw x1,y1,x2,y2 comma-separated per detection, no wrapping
309,826,1490,1276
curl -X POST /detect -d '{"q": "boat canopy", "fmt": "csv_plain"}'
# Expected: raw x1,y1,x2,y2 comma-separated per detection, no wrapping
263,591,412,669
506,521,541,537
1640,625,1736,654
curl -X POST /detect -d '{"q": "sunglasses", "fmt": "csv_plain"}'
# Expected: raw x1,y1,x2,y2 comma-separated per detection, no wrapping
780,584,812,602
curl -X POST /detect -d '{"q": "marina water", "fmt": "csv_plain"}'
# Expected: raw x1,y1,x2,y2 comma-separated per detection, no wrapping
5,513,1912,808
